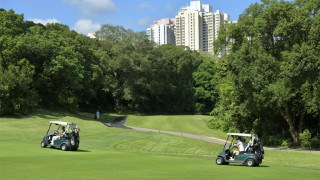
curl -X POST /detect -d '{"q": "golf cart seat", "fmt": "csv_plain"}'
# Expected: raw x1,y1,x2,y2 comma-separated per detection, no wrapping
225,149,231,156
245,140,251,151
238,151,246,155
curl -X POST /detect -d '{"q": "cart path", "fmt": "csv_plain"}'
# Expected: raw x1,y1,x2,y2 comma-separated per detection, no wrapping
104,116,320,154
126,125,226,145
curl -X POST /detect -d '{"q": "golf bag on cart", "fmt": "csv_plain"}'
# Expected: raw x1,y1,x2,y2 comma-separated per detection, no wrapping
68,130,80,150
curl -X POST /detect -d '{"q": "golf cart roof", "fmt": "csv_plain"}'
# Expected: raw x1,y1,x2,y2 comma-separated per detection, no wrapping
227,133,254,137
50,121,77,126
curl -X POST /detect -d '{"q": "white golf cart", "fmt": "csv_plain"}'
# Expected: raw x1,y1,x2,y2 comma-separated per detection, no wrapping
41,121,80,151
216,133,264,166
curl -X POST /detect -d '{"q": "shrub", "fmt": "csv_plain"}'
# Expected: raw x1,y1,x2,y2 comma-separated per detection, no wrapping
262,135,283,146
310,137,320,148
281,140,288,147
300,129,311,149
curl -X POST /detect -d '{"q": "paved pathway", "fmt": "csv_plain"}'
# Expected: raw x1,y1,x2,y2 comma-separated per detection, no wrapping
126,126,226,145
103,116,320,154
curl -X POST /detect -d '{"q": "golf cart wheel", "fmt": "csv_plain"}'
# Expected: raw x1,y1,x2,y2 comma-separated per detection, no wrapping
41,141,47,148
246,159,256,167
61,144,68,151
216,157,225,165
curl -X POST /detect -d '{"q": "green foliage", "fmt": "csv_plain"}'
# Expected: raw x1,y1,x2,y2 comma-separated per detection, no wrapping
262,135,285,146
0,9,25,36
95,25,200,113
1,10,205,115
193,55,218,114
0,10,39,115
208,105,239,133
310,137,320,148
281,140,288,147
212,0,320,145
0,58,37,115
159,44,200,113
300,129,312,148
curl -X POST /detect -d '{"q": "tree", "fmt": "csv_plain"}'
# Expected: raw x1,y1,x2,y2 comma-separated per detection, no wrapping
215,0,320,143
159,44,200,113
96,25,157,112
0,9,37,115
21,24,84,110
193,53,219,114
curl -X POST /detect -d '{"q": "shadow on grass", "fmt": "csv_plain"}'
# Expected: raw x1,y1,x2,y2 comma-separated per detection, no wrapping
45,147,91,152
226,164,270,168
72,149,91,152
5,109,122,124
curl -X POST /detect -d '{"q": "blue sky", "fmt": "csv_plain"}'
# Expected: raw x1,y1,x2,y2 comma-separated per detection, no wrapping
1,0,262,35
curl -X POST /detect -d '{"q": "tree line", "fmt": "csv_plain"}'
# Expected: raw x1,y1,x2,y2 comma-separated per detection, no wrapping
0,9,213,115
1,0,319,147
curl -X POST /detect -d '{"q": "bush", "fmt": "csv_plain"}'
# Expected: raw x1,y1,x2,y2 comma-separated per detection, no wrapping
281,140,288,147
262,135,283,146
300,129,311,149
208,105,239,132
310,137,320,148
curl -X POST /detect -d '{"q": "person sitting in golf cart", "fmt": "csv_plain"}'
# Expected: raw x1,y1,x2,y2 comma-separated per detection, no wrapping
233,137,247,157
50,126,66,145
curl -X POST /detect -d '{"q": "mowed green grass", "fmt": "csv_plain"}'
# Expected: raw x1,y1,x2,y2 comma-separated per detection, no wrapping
126,115,227,140
1,111,320,180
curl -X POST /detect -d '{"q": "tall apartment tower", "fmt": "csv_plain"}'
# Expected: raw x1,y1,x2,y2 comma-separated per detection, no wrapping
214,10,230,57
175,1,224,53
147,18,175,45
175,7,203,51
147,1,230,55
202,4,214,53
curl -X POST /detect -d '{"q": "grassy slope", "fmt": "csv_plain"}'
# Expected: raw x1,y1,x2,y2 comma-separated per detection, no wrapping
0,111,319,180
125,115,227,140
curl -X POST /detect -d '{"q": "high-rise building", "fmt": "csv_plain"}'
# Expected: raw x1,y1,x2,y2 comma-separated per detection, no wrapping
214,10,230,57
202,4,214,53
175,1,229,54
147,1,230,56
175,7,203,51
147,18,175,45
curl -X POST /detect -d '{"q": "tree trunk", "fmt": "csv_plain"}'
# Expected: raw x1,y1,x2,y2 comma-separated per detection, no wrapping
279,103,299,143
114,97,121,113
298,110,305,134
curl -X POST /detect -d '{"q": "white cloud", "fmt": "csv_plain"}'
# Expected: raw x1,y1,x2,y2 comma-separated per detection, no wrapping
138,17,152,27
72,19,101,35
62,0,118,17
138,2,155,11
28,18,60,25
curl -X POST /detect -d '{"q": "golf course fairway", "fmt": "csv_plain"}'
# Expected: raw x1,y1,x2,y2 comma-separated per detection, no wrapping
1,111,319,179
